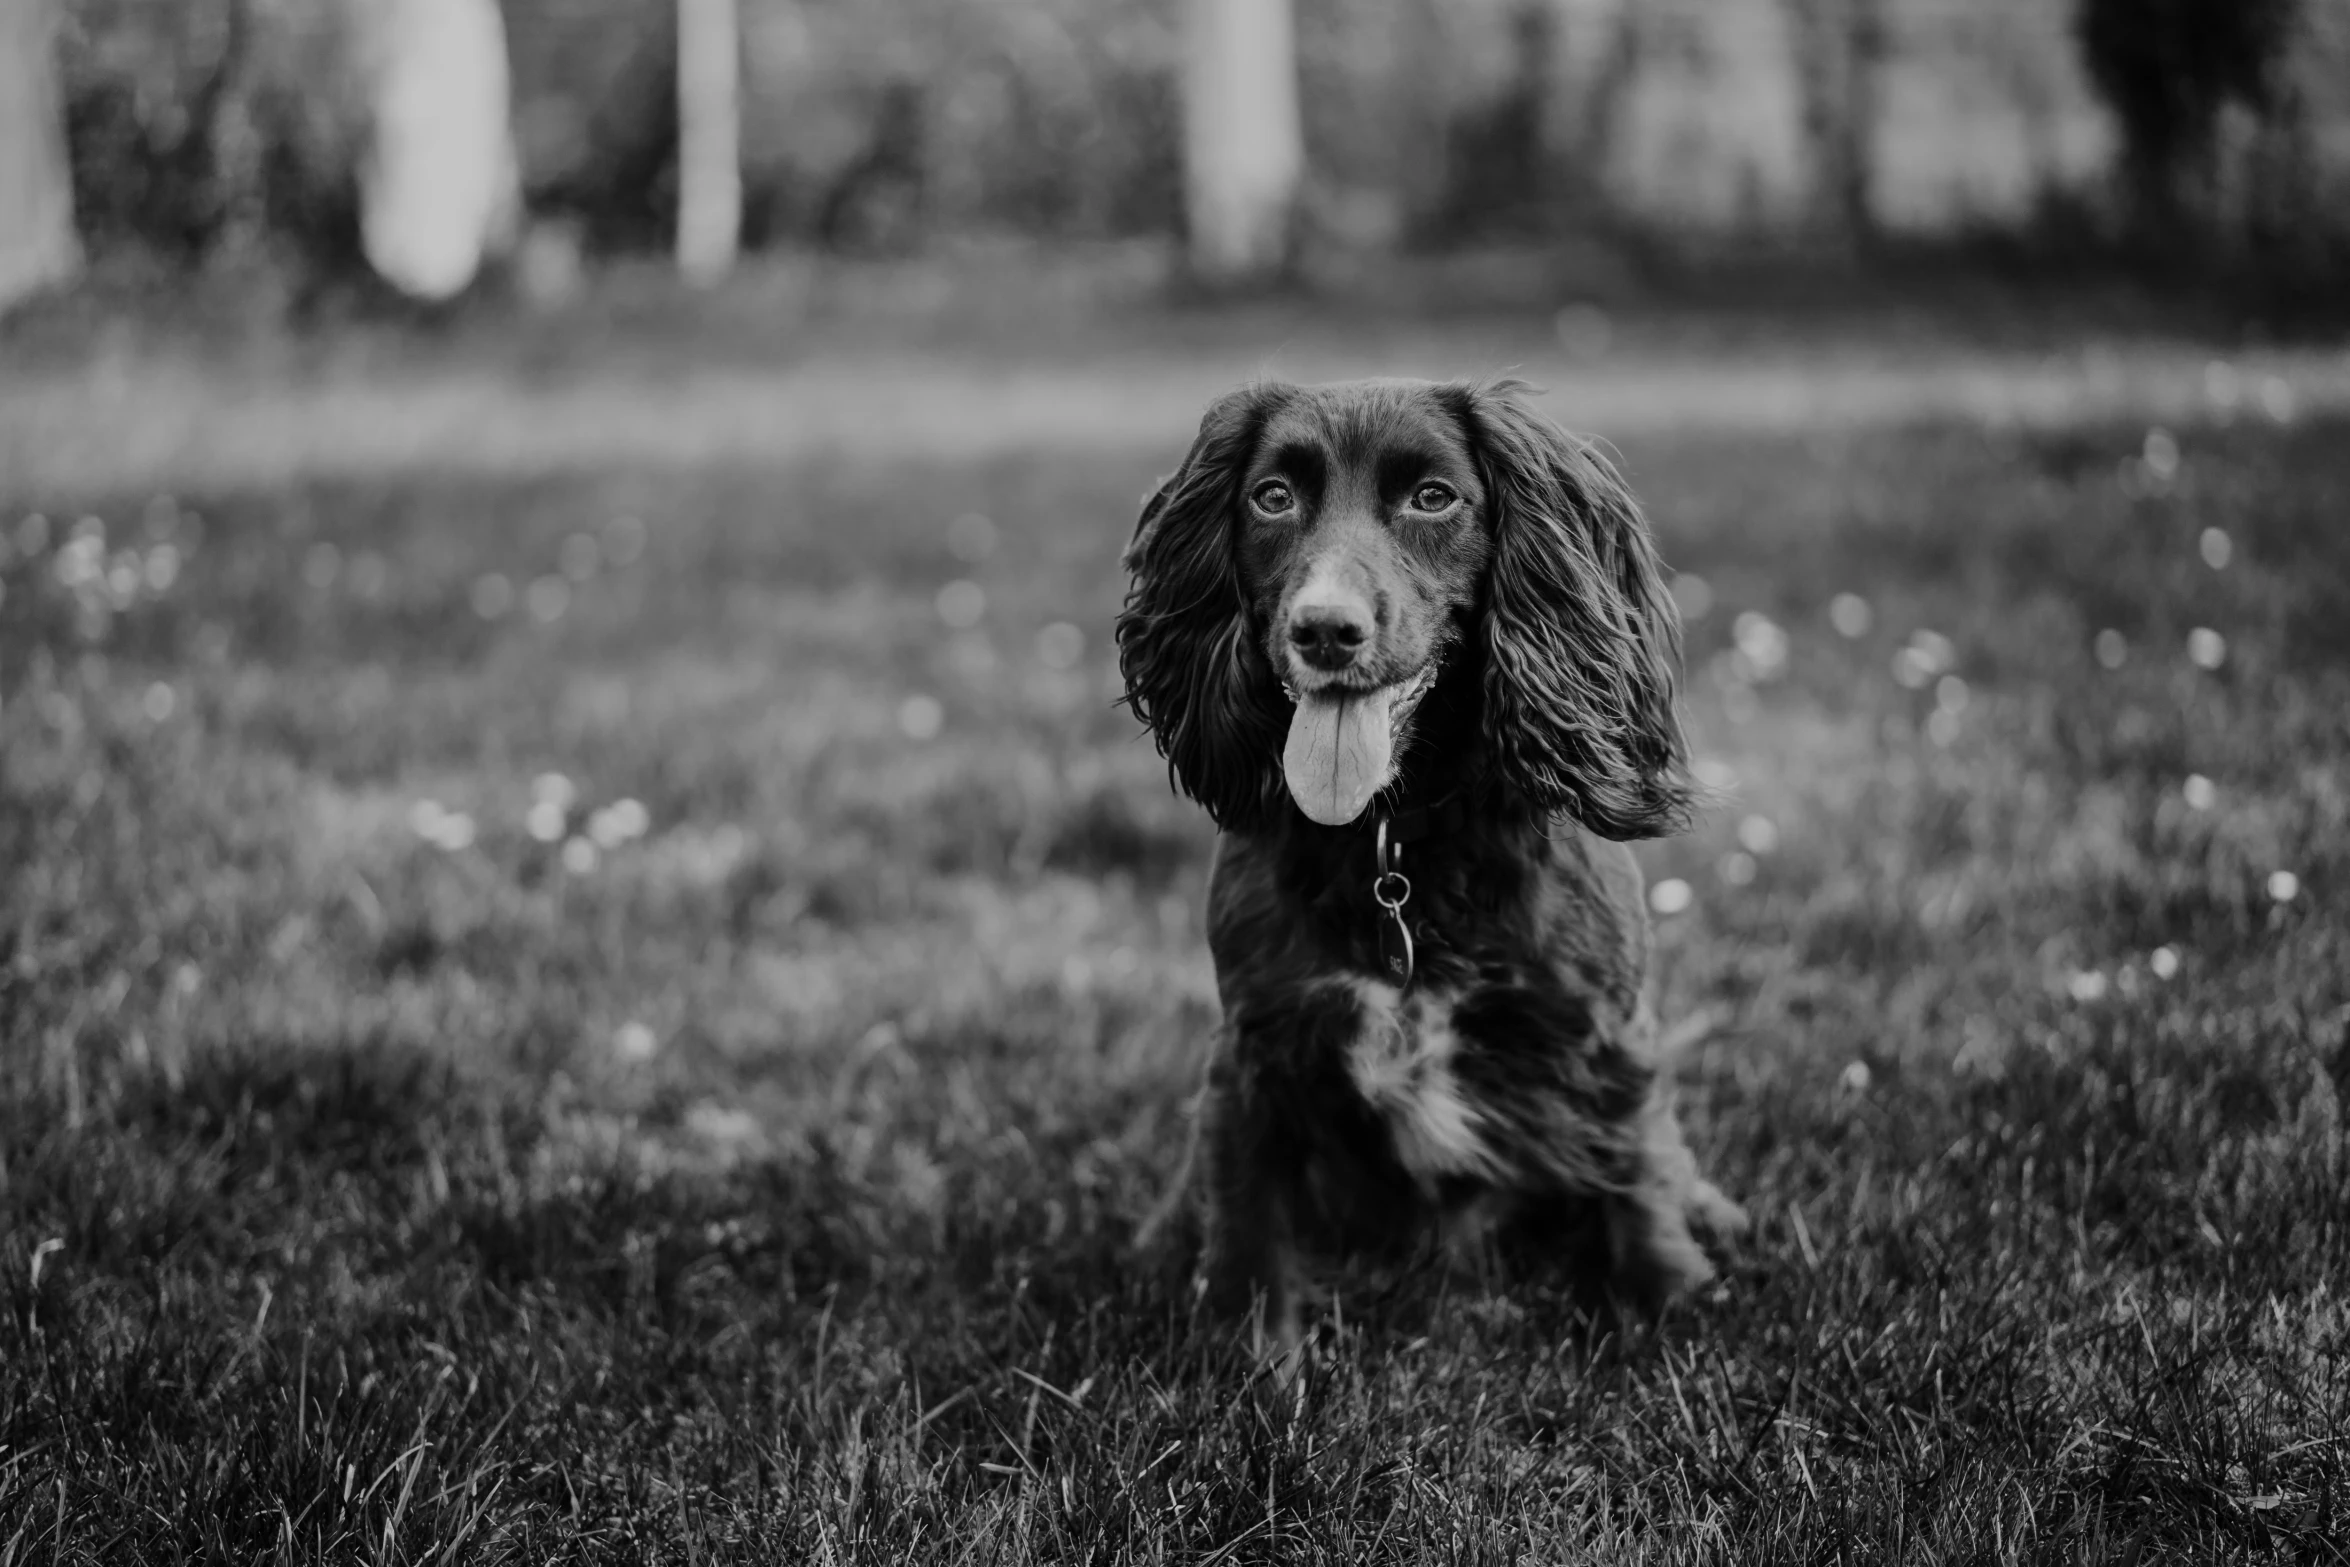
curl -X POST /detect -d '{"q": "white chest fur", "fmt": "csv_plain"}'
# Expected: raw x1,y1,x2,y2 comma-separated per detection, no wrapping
1343,980,1504,1186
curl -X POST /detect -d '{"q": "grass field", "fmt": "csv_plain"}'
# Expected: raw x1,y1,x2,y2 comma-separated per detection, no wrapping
3,339,2347,1561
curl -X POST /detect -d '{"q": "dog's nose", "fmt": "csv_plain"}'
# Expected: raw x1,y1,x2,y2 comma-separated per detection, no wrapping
1287,596,1372,671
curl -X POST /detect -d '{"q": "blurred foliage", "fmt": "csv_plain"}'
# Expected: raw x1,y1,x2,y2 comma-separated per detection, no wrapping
2074,0,2295,225
57,0,367,270
36,0,2350,312
2071,0,2350,309
502,0,1188,253
45,0,1564,275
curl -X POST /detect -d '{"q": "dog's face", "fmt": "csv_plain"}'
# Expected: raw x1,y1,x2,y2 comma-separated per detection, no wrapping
1117,377,1691,838
1231,385,1493,824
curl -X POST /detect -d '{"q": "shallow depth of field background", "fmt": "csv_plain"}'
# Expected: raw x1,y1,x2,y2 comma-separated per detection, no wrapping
6,0,2350,1561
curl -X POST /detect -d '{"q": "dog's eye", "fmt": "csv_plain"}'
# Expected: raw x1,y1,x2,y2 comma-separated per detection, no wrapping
1409,482,1458,513
1250,480,1297,516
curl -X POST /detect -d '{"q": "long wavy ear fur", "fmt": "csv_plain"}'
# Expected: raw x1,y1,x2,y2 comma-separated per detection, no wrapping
1453,378,1693,839
1115,384,1294,830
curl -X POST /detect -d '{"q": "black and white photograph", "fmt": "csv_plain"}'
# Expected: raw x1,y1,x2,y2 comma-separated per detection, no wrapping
3,0,2347,1557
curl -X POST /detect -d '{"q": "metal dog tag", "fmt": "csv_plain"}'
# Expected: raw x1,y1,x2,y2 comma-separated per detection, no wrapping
1372,816,1414,986
1376,899,1415,985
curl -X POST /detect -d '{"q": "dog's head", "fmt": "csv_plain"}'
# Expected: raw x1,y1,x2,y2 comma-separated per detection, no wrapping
1116,377,1692,837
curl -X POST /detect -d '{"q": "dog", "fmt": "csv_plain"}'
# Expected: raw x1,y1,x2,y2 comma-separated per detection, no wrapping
1116,376,1746,1362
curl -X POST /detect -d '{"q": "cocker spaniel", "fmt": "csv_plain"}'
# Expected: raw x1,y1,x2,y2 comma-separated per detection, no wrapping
1117,377,1745,1361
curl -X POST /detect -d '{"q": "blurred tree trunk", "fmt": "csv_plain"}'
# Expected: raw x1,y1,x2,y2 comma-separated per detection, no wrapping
1183,0,1303,285
1790,0,1882,247
676,0,740,285
0,0,82,313
360,0,519,300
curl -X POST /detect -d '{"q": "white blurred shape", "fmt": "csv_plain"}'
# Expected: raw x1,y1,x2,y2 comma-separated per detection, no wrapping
2268,870,2300,903
2182,774,2216,810
106,553,141,606
946,513,999,562
614,1021,659,1061
1718,851,1756,887
1691,756,1740,793
2149,946,2180,980
412,801,476,851
1673,573,1715,622
1648,878,1694,916
688,1103,760,1145
589,798,650,849
1926,709,1961,747
935,579,986,629
561,836,599,874
1732,610,1788,677
142,682,175,722
360,0,519,300
525,799,567,842
55,534,100,587
2094,628,2128,669
2198,528,2232,570
2066,969,2108,1003
2204,361,2240,413
532,771,577,809
1839,1060,1872,1094
1828,592,1872,638
1034,621,1086,669
2140,427,2180,482
606,797,650,841
675,0,741,285
1737,814,1778,855
2186,627,2226,670
898,694,944,740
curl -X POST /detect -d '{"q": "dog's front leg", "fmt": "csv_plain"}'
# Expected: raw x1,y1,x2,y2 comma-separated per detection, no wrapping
1603,1082,1745,1312
1194,1065,1305,1366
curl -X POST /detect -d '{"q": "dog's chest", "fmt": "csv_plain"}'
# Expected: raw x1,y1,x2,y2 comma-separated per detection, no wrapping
1343,980,1504,1186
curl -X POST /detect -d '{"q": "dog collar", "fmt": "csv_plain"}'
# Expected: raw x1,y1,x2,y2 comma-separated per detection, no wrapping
1377,789,1467,845
1364,786,1466,988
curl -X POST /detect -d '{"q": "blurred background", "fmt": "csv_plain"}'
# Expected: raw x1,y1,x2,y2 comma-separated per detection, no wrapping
7,3,2350,1555
6,0,2350,322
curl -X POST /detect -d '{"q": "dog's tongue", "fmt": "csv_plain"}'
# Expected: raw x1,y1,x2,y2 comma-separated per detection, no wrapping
1282,688,1395,826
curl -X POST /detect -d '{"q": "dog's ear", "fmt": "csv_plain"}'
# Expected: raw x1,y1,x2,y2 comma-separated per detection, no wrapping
1116,383,1294,830
1450,378,1693,839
